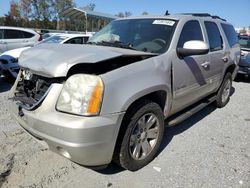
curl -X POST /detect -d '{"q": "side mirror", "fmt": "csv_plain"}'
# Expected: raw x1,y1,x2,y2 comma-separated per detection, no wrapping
177,40,209,57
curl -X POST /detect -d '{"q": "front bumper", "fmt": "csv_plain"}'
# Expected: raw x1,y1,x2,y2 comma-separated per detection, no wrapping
9,83,125,166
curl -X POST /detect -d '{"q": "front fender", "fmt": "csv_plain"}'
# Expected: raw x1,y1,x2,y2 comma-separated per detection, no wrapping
100,54,172,115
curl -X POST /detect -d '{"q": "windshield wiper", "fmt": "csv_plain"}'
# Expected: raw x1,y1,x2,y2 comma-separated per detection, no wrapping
90,40,137,50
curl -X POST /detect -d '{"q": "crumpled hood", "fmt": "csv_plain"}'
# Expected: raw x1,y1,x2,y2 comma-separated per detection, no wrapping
19,44,153,77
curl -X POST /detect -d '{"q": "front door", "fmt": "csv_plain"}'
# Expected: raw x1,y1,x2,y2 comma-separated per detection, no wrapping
171,20,211,114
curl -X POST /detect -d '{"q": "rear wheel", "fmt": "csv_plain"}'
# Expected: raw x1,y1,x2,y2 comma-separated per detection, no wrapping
215,72,232,108
114,100,165,171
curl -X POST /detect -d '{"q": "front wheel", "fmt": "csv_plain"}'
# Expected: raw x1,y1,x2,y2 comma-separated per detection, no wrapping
215,72,232,108
114,100,165,171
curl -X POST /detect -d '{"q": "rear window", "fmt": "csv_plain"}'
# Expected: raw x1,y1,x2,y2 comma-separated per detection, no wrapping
238,37,250,49
205,21,223,51
221,23,238,47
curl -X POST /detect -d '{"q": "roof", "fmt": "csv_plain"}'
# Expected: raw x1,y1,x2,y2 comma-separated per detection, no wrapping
53,33,92,38
115,14,229,23
60,8,117,20
0,26,38,34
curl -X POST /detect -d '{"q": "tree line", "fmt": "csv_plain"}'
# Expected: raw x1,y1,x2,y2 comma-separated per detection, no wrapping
0,0,76,29
0,0,149,31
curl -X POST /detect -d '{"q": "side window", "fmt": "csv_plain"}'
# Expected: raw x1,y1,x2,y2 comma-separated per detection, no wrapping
204,22,223,51
178,20,203,47
65,37,83,44
0,29,3,39
21,31,35,38
4,29,24,39
83,37,89,43
221,23,238,47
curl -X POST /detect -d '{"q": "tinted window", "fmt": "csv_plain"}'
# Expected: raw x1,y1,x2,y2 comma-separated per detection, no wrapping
83,37,89,43
65,37,83,44
221,23,238,47
238,36,250,49
178,20,203,47
205,22,223,51
0,29,3,39
4,29,23,39
22,31,34,38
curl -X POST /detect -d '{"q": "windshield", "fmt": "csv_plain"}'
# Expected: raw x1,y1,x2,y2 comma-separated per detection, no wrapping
89,19,176,53
41,35,68,44
239,37,250,49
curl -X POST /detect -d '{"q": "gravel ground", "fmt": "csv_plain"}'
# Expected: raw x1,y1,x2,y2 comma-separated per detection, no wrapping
0,76,250,188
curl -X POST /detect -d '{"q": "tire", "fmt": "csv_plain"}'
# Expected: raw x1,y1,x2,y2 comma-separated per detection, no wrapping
114,100,165,171
215,72,232,108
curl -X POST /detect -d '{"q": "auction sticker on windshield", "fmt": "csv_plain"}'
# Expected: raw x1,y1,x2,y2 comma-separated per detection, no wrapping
153,20,175,26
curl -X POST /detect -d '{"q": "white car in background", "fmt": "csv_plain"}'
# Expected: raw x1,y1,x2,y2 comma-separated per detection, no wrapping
42,33,59,40
0,33,92,78
0,26,41,54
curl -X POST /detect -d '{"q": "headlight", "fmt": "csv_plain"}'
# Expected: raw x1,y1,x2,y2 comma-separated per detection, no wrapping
56,74,104,116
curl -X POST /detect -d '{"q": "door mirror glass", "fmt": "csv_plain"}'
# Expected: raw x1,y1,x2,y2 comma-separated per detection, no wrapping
177,40,209,57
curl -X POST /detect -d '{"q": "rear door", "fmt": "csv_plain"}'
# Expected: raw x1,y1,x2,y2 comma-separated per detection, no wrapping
171,20,211,113
0,29,7,54
203,21,225,89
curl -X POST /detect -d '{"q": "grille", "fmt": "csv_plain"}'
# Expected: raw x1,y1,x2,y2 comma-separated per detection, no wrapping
13,70,62,110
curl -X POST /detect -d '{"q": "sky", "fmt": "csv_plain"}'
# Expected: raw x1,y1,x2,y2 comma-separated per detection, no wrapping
0,0,249,28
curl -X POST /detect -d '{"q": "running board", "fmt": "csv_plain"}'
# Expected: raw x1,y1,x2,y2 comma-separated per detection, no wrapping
167,95,217,127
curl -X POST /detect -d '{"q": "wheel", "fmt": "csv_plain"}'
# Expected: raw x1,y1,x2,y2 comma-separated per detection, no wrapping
215,72,232,108
114,100,165,171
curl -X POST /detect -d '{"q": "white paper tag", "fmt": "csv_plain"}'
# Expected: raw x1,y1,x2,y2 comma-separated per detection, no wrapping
153,20,175,26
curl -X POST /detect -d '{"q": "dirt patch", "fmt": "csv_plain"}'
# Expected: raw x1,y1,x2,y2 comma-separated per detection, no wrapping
0,154,15,187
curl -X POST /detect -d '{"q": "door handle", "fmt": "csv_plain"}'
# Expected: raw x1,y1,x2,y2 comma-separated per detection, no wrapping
0,41,7,44
222,56,228,63
201,62,210,68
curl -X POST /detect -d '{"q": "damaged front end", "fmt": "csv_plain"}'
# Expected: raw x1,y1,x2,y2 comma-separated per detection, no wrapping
10,69,63,112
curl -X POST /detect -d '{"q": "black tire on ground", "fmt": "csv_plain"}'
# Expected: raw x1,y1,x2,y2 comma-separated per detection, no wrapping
113,100,165,171
215,72,232,108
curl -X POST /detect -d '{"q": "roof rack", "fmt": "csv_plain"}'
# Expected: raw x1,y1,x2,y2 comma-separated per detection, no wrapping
181,13,227,21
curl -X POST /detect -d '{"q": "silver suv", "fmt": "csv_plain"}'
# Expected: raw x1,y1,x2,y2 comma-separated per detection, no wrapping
9,13,240,171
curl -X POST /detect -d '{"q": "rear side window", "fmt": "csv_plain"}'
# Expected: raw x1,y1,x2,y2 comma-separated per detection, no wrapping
0,29,3,39
65,37,83,44
21,31,35,38
83,37,89,43
178,20,203,47
221,23,238,47
204,22,223,51
4,29,23,39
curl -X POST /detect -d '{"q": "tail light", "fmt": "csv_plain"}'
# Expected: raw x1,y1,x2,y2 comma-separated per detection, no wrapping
241,50,245,57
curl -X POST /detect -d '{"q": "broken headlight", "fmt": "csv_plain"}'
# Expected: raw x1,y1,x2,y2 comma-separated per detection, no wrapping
56,74,104,116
